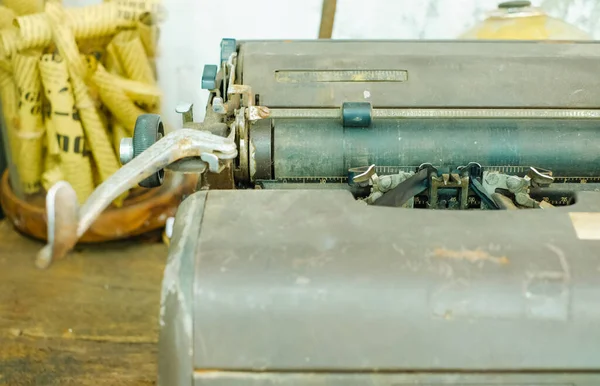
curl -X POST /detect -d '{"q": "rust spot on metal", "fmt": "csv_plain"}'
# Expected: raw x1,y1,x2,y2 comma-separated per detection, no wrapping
178,137,193,149
247,106,271,121
194,369,222,374
258,106,270,118
433,248,509,265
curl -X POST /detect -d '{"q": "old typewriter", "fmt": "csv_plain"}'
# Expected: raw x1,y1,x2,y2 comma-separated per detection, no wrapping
41,39,600,385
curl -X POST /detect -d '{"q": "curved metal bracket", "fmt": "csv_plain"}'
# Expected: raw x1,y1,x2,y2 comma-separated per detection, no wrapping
38,129,237,268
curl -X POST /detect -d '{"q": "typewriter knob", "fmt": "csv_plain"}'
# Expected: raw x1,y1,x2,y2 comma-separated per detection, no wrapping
132,113,165,188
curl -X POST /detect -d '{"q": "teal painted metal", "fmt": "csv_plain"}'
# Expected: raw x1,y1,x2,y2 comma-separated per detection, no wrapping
273,118,600,179
201,65,218,90
342,102,372,127
220,38,237,64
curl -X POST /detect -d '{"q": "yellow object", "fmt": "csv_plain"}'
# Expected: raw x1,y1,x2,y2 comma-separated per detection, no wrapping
106,41,125,75
14,3,137,52
0,6,17,29
0,58,12,73
12,51,44,194
41,160,63,192
39,54,95,203
112,73,161,110
81,53,103,110
43,151,60,175
459,1,591,40
92,63,146,133
0,0,161,204
43,115,61,189
105,48,161,109
78,35,114,54
0,29,20,59
113,31,156,84
137,21,158,58
0,66,20,178
43,104,60,156
45,2,120,183
2,0,44,16
105,0,163,24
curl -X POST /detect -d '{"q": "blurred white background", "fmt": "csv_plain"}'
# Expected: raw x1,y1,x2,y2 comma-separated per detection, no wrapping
65,0,600,127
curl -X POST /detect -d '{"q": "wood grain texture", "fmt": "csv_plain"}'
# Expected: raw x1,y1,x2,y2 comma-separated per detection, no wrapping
0,220,168,385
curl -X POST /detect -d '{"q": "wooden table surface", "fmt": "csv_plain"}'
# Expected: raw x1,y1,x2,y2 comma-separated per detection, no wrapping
0,220,168,385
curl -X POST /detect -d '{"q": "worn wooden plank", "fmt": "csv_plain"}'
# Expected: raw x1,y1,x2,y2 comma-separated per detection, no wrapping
0,336,157,385
0,220,168,385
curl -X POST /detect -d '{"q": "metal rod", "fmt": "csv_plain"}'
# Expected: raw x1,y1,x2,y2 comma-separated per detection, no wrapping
318,0,337,39
268,108,600,120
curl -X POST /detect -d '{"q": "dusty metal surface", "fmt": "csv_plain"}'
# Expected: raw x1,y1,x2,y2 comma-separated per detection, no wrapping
239,40,600,108
233,108,249,184
248,119,272,181
274,69,408,83
25,38,600,383
176,103,195,125
247,106,270,121
152,189,600,385
137,39,600,385
268,107,600,119
203,160,236,190
192,372,600,385
271,118,600,179
158,192,207,386
192,189,600,369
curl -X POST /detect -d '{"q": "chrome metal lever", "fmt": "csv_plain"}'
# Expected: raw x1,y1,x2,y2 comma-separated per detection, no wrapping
37,128,237,268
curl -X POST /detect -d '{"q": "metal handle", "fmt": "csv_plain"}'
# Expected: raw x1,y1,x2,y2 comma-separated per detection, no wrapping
37,128,237,268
